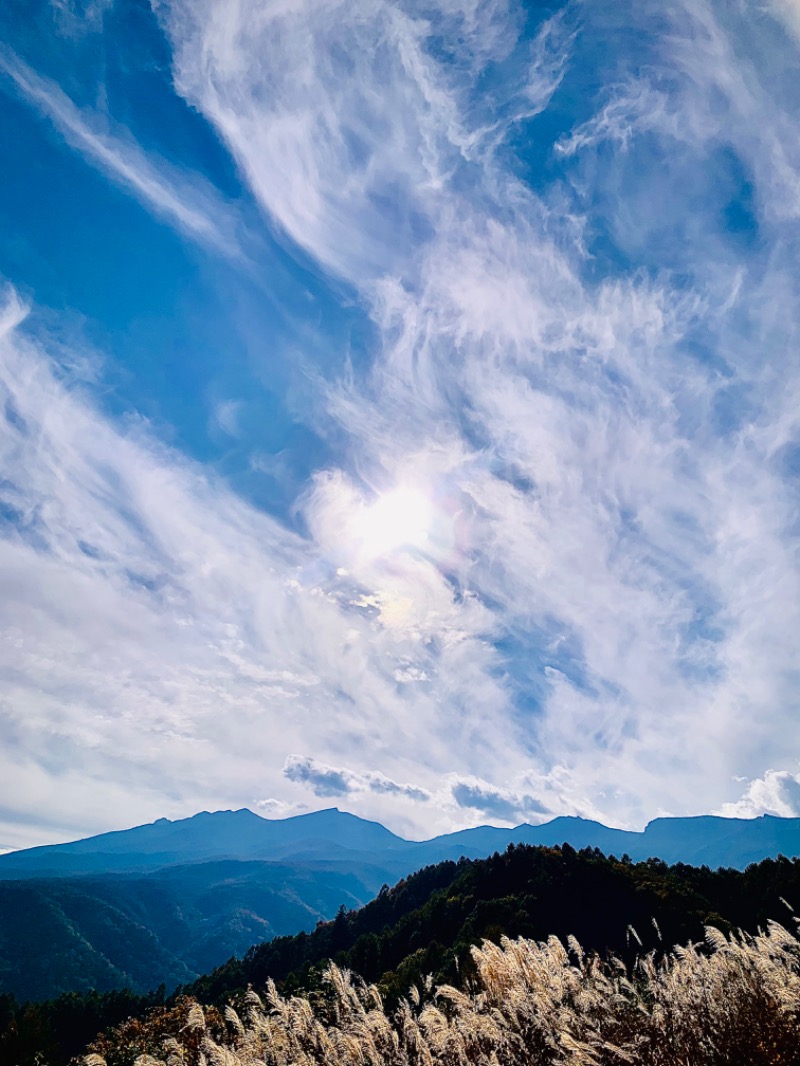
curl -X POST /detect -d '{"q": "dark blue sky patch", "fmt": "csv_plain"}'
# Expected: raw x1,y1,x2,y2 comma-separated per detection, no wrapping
774,441,800,495
716,147,759,249
710,381,758,438
3,397,27,434
76,540,104,561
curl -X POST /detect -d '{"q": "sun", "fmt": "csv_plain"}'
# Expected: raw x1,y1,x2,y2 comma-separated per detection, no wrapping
353,486,433,559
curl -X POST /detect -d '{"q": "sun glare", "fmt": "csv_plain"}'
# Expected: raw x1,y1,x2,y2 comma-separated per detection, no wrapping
354,486,433,559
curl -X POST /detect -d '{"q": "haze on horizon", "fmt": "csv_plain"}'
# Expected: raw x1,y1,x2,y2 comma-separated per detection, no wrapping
2,0,800,852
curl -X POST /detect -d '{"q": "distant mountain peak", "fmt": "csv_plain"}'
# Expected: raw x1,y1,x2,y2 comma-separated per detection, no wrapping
3,808,800,882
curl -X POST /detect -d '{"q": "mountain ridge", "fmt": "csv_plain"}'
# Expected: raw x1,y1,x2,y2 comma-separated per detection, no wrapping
3,807,800,880
3,807,800,1003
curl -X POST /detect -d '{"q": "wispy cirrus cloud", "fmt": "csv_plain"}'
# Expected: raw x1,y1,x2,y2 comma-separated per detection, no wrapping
158,0,566,283
0,47,244,258
151,0,800,832
0,288,513,848
771,0,800,44
50,0,115,36
4,0,800,848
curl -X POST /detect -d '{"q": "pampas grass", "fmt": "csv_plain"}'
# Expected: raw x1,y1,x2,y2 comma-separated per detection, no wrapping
85,921,800,1066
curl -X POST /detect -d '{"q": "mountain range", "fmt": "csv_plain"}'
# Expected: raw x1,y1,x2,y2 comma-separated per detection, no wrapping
2,807,800,1001
5,807,800,878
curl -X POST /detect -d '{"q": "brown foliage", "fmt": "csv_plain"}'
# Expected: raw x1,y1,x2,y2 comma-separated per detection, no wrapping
84,923,800,1066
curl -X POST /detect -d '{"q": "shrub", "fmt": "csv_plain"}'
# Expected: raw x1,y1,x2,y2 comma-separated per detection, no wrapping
84,920,800,1066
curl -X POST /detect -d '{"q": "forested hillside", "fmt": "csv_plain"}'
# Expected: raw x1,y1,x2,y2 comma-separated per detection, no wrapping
5,844,800,1065
187,843,800,1007
0,859,390,1002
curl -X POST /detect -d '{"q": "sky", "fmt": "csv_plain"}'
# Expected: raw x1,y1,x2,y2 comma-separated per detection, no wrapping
1,0,800,851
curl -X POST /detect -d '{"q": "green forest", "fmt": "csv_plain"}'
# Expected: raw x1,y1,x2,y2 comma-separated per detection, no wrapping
4,843,800,1065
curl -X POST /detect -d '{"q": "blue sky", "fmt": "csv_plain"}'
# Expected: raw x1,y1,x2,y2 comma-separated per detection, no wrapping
1,0,800,850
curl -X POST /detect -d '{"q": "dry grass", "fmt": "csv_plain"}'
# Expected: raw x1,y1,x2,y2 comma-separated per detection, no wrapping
86,921,800,1066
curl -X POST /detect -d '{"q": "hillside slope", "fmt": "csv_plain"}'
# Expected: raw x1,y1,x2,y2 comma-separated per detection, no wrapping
0,858,396,1002
186,843,800,1007
6,844,800,1066
5,808,800,1004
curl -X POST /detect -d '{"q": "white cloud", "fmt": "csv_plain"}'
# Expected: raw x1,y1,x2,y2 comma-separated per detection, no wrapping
151,0,800,835
770,0,800,44
256,797,307,818
212,400,242,438
6,0,800,846
0,289,516,846
719,770,800,819
157,0,523,282
449,776,549,823
0,48,244,258
50,0,115,36
448,767,607,826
